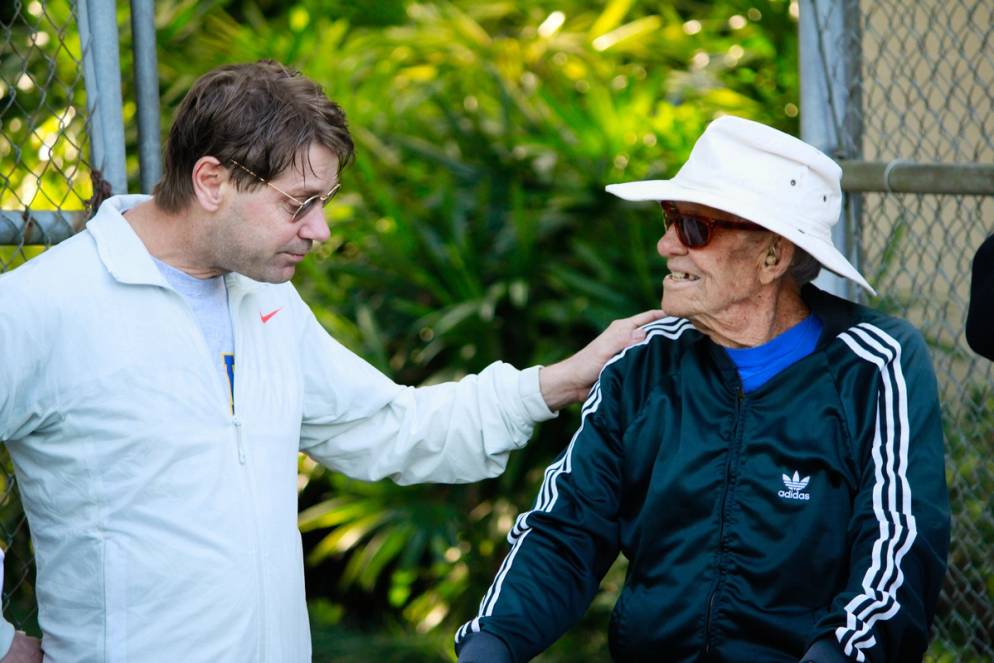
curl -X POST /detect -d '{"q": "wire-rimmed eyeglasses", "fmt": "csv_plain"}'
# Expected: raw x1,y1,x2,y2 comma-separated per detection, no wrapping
229,159,341,222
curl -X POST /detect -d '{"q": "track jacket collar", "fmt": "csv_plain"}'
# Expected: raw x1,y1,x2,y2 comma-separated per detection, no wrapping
86,194,264,295
799,284,863,345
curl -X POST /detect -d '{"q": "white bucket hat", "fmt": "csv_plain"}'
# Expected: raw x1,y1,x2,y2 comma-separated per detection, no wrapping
605,115,876,295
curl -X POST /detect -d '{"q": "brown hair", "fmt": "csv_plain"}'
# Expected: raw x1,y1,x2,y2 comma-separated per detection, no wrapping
153,60,354,212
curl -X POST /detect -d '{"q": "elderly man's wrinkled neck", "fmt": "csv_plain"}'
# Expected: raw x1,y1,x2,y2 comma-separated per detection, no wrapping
687,284,810,348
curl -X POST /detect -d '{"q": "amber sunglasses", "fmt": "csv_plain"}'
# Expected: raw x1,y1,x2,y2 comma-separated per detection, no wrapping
660,202,768,248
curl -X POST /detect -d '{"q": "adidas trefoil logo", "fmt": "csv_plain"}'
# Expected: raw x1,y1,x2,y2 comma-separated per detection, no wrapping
778,470,811,501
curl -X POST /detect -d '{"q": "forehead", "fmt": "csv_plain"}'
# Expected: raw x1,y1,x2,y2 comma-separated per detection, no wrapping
272,143,340,189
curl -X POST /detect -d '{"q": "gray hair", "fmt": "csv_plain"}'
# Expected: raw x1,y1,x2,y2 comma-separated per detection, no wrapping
788,247,822,285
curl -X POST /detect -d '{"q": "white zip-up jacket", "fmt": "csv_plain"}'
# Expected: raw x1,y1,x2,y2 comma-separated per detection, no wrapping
0,195,555,662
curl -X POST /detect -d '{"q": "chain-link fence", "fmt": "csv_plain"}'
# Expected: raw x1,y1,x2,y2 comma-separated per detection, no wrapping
0,0,90,258
803,0,994,660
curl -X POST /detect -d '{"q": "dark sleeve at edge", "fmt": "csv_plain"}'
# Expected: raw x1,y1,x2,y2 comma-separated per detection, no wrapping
966,233,994,360
457,631,515,663
800,637,850,663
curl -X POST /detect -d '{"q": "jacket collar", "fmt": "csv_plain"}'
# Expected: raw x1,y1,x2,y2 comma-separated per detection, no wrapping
800,284,866,345
86,195,264,295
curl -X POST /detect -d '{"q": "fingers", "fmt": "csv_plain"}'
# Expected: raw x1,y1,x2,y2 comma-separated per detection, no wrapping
625,309,666,327
616,309,666,343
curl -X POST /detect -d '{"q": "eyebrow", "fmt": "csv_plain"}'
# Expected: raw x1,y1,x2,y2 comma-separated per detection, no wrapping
288,188,321,198
280,186,327,200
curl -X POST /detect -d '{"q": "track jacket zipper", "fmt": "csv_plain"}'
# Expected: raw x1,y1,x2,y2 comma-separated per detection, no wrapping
704,384,746,656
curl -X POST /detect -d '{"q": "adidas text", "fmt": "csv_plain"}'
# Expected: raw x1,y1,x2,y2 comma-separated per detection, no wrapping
779,470,811,501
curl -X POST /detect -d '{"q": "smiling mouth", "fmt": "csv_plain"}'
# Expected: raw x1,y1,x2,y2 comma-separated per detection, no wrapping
666,271,700,282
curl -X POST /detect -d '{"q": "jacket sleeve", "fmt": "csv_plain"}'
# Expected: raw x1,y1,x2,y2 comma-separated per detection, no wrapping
0,278,40,655
454,365,626,662
293,290,555,485
0,271,56,443
966,233,994,361
813,323,950,662
456,631,514,663
800,637,850,663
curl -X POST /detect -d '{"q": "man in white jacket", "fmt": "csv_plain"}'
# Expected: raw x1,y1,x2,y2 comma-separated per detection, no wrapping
0,61,660,662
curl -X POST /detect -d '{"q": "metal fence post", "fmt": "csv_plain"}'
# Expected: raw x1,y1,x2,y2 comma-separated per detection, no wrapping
798,0,860,300
131,0,161,194
78,0,128,195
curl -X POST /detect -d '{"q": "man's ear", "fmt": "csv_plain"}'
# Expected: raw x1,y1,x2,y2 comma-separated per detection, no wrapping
190,156,227,213
759,237,795,285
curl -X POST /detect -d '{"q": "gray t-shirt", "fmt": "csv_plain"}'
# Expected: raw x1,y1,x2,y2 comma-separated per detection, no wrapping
153,257,235,410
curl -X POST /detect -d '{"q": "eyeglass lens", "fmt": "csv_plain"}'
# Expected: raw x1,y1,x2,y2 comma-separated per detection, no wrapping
663,207,712,248
293,197,319,221
291,184,341,221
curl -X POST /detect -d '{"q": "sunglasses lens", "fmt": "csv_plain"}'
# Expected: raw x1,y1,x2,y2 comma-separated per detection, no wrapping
662,204,713,248
679,217,711,248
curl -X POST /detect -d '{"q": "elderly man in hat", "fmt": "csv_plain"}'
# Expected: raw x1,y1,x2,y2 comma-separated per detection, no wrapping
454,116,950,663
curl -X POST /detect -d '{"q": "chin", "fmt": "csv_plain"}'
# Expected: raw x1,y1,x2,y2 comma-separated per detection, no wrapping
242,265,296,284
661,295,689,319
265,268,296,284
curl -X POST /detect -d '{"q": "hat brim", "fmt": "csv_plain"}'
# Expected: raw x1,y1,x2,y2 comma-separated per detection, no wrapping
606,180,877,296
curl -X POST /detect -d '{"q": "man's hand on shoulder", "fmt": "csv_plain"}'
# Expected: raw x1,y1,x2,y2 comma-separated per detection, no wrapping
0,632,41,663
539,309,666,410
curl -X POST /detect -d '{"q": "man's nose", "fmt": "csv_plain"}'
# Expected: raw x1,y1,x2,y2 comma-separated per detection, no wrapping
299,208,330,243
657,223,685,257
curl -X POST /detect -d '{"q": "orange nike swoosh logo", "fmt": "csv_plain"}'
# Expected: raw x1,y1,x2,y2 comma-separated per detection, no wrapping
260,308,283,324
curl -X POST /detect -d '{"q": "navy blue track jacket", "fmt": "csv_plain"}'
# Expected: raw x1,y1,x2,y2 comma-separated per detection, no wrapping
456,286,950,662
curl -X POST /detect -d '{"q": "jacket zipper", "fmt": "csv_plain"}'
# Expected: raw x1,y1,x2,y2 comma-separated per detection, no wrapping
233,417,247,463
704,385,746,656
168,283,268,658
226,289,268,660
